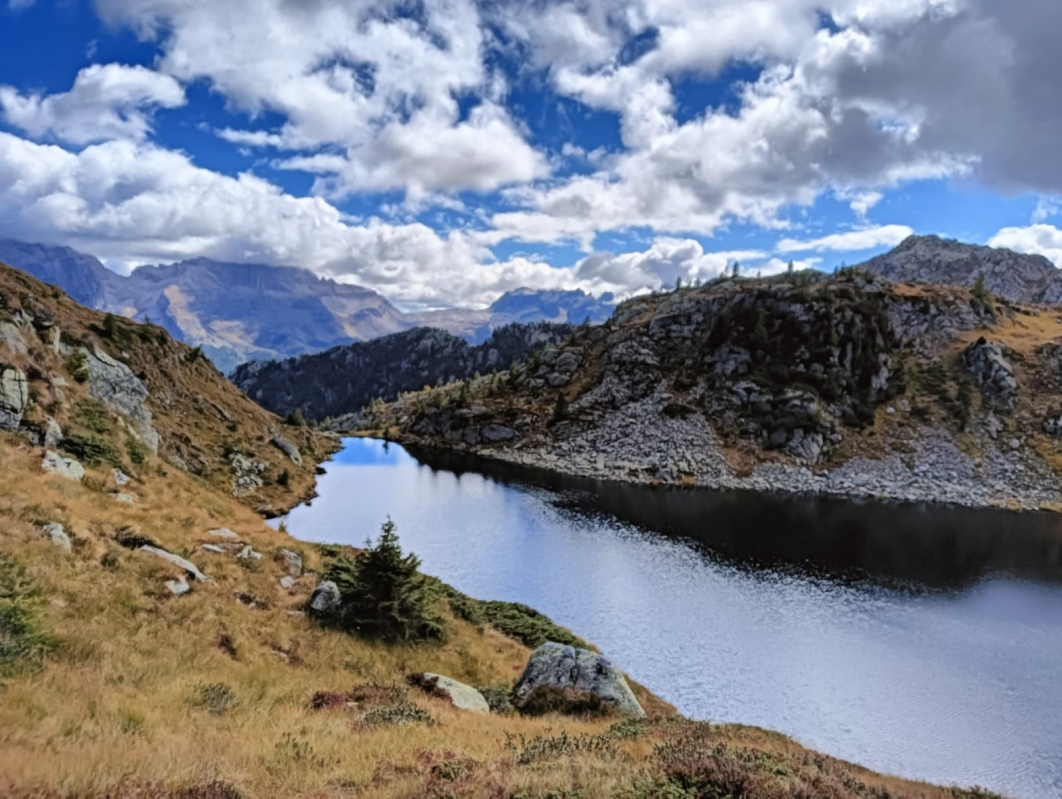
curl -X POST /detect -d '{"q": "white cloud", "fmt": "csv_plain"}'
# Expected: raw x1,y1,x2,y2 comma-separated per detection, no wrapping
776,225,914,253
0,64,185,145
988,225,1062,268
1032,197,1062,224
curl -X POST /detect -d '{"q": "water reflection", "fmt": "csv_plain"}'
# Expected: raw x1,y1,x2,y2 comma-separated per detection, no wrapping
282,438,1062,799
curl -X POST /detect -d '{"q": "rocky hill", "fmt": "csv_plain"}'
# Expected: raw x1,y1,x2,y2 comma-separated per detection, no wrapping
0,262,333,515
379,268,1062,511
859,234,1062,303
232,321,578,420
0,239,616,372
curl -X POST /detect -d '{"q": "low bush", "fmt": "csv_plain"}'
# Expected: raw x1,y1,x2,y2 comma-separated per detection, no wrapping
0,554,53,676
62,433,121,467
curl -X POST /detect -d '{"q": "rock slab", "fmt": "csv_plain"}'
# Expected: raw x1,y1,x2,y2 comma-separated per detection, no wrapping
513,641,645,718
140,545,208,582
0,365,28,431
41,522,72,551
408,673,490,713
42,450,85,481
84,348,160,452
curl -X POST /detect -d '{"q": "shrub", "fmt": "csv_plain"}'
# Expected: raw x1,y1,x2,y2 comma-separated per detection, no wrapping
286,408,307,427
195,683,238,716
126,438,147,467
551,392,569,424
478,684,514,714
361,702,434,727
66,349,89,383
0,555,53,676
324,519,443,642
61,433,121,467
277,468,290,488
186,346,204,363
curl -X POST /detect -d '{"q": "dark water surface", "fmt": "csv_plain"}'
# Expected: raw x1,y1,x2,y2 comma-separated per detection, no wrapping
280,438,1062,798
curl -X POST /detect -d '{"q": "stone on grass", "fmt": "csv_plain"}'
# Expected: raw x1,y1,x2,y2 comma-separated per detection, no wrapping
201,544,228,554
165,578,191,596
112,468,131,487
44,417,63,449
209,528,240,540
407,673,490,713
513,642,645,718
308,580,342,615
236,545,263,561
277,548,303,576
41,522,72,552
140,545,208,583
272,435,302,466
279,576,296,589
42,450,84,481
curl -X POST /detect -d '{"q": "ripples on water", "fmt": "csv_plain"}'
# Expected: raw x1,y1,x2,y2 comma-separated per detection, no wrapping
279,438,1062,799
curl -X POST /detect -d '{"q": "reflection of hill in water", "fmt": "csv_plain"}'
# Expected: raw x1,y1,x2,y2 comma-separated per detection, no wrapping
409,446,1062,591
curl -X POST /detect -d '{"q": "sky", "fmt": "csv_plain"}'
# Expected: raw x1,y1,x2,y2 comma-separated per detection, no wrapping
1,0,1062,310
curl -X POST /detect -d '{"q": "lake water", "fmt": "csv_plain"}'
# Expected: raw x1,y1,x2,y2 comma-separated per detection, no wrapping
279,438,1062,798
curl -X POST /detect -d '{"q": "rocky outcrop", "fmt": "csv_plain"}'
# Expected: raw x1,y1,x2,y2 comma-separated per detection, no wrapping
272,436,302,466
513,642,645,718
308,580,342,615
42,450,84,481
139,545,208,583
860,235,1062,303
0,365,28,431
407,673,490,713
230,453,267,497
84,348,159,453
961,337,1017,412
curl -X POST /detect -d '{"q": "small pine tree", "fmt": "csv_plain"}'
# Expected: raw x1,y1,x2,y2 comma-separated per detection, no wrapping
286,408,307,427
971,274,994,312
731,261,740,279
325,520,442,642
102,312,119,339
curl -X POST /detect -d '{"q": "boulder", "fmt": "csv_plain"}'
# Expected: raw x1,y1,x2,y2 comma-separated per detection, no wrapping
236,545,263,561
0,365,29,431
43,417,63,449
41,522,72,552
272,435,303,466
112,468,131,487
277,548,303,576
209,528,240,540
481,425,516,443
407,673,490,713
230,453,266,497
961,337,1017,412
308,580,342,615
42,450,85,481
279,576,296,589
512,642,646,718
139,545,208,583
84,348,160,452
165,578,191,596
0,321,28,356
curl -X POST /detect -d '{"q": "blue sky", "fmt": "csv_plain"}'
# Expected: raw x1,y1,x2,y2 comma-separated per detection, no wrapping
0,0,1060,309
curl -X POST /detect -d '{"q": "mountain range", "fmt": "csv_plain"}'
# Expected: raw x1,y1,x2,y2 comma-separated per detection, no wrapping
0,239,616,373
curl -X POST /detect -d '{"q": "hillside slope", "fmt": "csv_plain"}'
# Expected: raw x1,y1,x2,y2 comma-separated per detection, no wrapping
0,262,332,515
381,269,1062,510
232,322,578,421
0,259,989,798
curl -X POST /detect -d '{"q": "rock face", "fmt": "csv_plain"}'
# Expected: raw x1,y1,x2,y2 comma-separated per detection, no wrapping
512,642,646,718
139,545,208,582
961,337,1018,411
272,436,302,466
230,453,267,497
0,365,28,431
42,450,85,481
407,673,490,713
308,580,342,615
84,348,160,453
859,235,1062,303
41,523,72,551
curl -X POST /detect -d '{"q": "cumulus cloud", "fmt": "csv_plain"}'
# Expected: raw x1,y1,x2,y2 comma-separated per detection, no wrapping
0,64,185,145
776,225,914,253
988,225,1062,268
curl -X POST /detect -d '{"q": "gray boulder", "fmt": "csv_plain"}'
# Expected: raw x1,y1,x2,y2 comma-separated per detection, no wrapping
165,578,191,596
42,450,85,481
272,436,303,466
0,365,28,432
308,580,342,615
230,453,266,497
43,417,63,449
408,673,490,713
279,576,296,589
84,348,160,453
208,527,240,540
139,545,208,582
277,548,303,576
0,321,28,356
481,425,516,443
961,337,1017,412
512,642,645,718
41,522,72,552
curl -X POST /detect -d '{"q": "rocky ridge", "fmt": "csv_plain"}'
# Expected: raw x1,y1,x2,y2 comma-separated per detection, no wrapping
383,269,1062,511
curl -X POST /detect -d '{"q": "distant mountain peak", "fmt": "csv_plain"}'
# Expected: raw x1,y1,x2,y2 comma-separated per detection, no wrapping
858,235,1061,304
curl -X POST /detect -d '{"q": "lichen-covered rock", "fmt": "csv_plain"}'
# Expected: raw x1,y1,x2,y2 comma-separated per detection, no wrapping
513,642,645,718
961,337,1017,412
84,348,159,452
42,450,84,481
139,545,208,582
230,453,267,497
0,365,28,431
41,522,72,552
272,435,302,466
308,580,342,615
277,548,303,576
0,321,28,356
407,673,490,713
